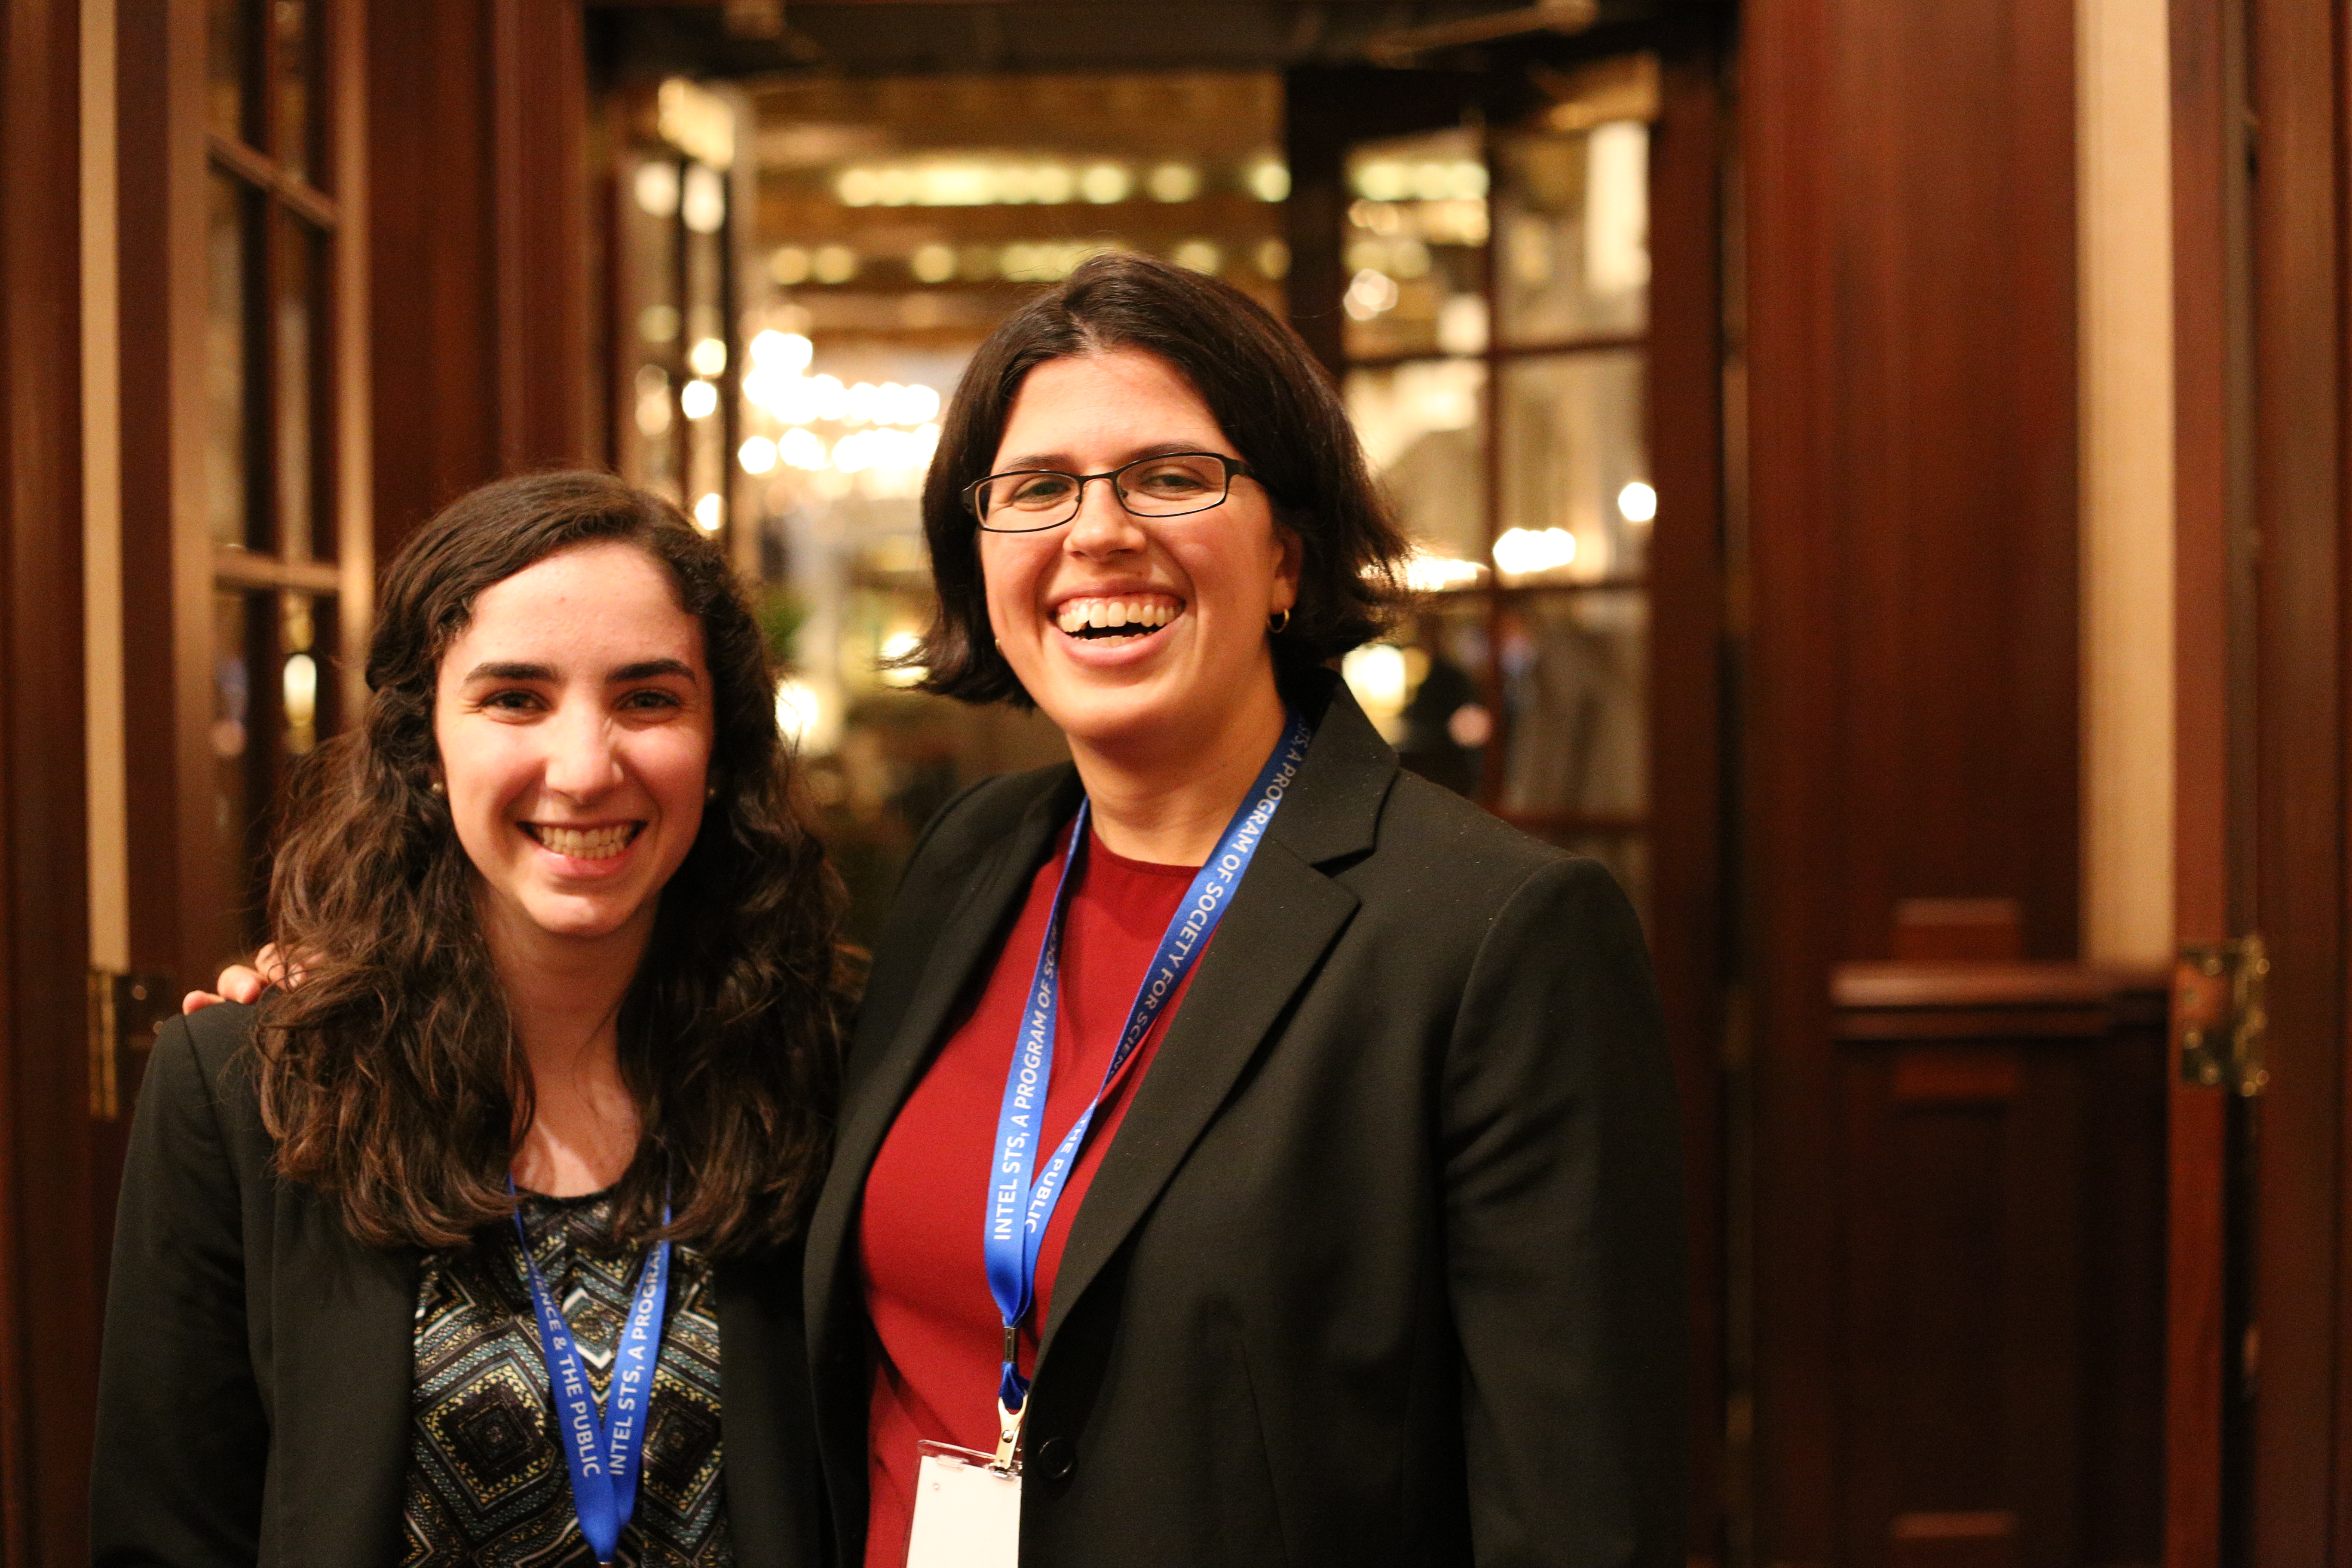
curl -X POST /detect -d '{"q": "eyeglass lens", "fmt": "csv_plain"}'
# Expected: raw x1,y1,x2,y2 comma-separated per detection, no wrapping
977,453,1233,528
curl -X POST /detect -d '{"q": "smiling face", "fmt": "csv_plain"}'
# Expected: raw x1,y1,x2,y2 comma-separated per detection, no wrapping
432,541,714,955
979,349,1301,760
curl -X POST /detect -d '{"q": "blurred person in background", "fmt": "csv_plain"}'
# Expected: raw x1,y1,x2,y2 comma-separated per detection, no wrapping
816,253,1687,1568
108,473,842,1567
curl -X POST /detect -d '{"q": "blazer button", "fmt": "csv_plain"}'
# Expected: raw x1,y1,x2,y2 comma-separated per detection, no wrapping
1033,1436,1076,1482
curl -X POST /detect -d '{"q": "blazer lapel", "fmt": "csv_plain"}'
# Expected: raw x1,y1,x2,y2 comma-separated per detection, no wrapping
802,767,1079,1547
1039,678,1397,1369
805,772,1076,1330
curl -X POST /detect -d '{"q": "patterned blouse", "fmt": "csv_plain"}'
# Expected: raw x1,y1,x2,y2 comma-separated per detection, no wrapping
399,1188,733,1567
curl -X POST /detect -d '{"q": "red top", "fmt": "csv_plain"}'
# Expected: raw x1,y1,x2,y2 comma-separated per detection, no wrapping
857,828,1200,1568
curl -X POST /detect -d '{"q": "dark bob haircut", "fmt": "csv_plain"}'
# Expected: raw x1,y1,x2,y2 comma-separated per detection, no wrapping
911,251,1412,705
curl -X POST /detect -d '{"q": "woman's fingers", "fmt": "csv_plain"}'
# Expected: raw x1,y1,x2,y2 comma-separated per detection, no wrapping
182,946,304,1013
217,965,269,1004
253,943,305,989
181,966,269,1011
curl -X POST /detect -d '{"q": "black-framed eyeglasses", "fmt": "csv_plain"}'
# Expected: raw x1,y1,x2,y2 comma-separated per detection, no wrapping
962,451,1255,533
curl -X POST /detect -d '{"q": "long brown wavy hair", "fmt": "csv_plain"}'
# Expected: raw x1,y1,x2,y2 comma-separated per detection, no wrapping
254,471,845,1257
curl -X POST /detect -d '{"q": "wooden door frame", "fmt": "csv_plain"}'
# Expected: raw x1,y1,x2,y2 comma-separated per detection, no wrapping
116,0,224,987
0,1,96,1561
2239,0,2349,1550
2168,0,2352,1559
367,0,593,561
2165,0,2244,1555
1645,38,1730,1565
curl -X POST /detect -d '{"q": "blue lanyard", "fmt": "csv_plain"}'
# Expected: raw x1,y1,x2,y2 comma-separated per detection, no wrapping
984,710,1313,1414
511,1185,674,1566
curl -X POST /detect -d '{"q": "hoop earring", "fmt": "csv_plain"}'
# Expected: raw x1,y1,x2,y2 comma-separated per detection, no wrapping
1269,608,1291,634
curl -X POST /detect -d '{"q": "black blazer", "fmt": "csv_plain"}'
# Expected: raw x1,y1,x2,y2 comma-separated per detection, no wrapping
89,1002,828,1568
805,675,1687,1568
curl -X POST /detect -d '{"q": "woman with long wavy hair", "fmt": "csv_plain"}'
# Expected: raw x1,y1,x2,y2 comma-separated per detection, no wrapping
93,472,842,1568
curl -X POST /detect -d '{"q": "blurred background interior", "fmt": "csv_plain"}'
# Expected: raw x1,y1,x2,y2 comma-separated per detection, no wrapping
603,38,1666,945
11,0,2352,1563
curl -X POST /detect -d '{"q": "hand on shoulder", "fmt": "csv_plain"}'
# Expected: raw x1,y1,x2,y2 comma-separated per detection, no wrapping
181,943,294,1013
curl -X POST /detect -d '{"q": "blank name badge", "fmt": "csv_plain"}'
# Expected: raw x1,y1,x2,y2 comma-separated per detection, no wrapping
906,1441,1020,1568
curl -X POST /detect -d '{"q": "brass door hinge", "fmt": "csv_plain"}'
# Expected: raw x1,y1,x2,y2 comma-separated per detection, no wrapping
2175,934,2269,1096
86,967,176,1120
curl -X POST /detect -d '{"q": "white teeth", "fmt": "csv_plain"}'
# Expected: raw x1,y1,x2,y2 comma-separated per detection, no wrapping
1055,596,1180,635
534,824,635,860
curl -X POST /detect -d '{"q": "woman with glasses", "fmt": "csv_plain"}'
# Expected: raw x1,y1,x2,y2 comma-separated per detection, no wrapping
814,253,1687,1567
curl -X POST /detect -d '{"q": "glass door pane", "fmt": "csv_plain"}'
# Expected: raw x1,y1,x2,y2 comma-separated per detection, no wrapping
1493,120,1650,344
1341,128,1489,362
1324,64,1659,874
207,0,257,145
206,172,264,549
1497,350,1649,582
620,151,686,499
273,0,315,183
211,589,272,945
271,209,327,558
1499,589,1648,820
1344,357,1488,564
1383,602,1493,797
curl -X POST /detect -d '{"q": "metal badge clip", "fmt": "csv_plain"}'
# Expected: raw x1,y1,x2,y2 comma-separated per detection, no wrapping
991,1398,1026,1476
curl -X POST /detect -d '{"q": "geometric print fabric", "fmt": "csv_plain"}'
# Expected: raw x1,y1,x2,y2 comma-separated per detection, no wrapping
400,1188,732,1566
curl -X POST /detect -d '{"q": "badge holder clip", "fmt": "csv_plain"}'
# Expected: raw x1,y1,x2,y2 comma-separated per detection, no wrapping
907,1405,1025,1567
990,1398,1026,1476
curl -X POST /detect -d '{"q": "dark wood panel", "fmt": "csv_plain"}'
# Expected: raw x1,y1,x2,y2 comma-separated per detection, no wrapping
1646,40,1729,1564
2243,0,2352,1558
371,0,597,565
117,0,222,982
2169,0,2237,953
367,0,500,556
0,3,96,1562
1741,0,1843,1544
2164,0,2239,1554
1811,0,2080,966
2079,1020,2169,1568
1834,983,2166,1568
1743,0,2083,1560
491,0,594,471
1834,960,2168,1012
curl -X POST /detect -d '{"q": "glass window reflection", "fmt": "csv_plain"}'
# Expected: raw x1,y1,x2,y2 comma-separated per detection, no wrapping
206,174,259,550
1494,122,1651,344
1498,351,1649,582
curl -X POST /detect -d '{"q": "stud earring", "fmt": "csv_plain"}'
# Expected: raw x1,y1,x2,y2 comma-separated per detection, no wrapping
1269,608,1291,634
706,783,718,801
428,778,445,799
